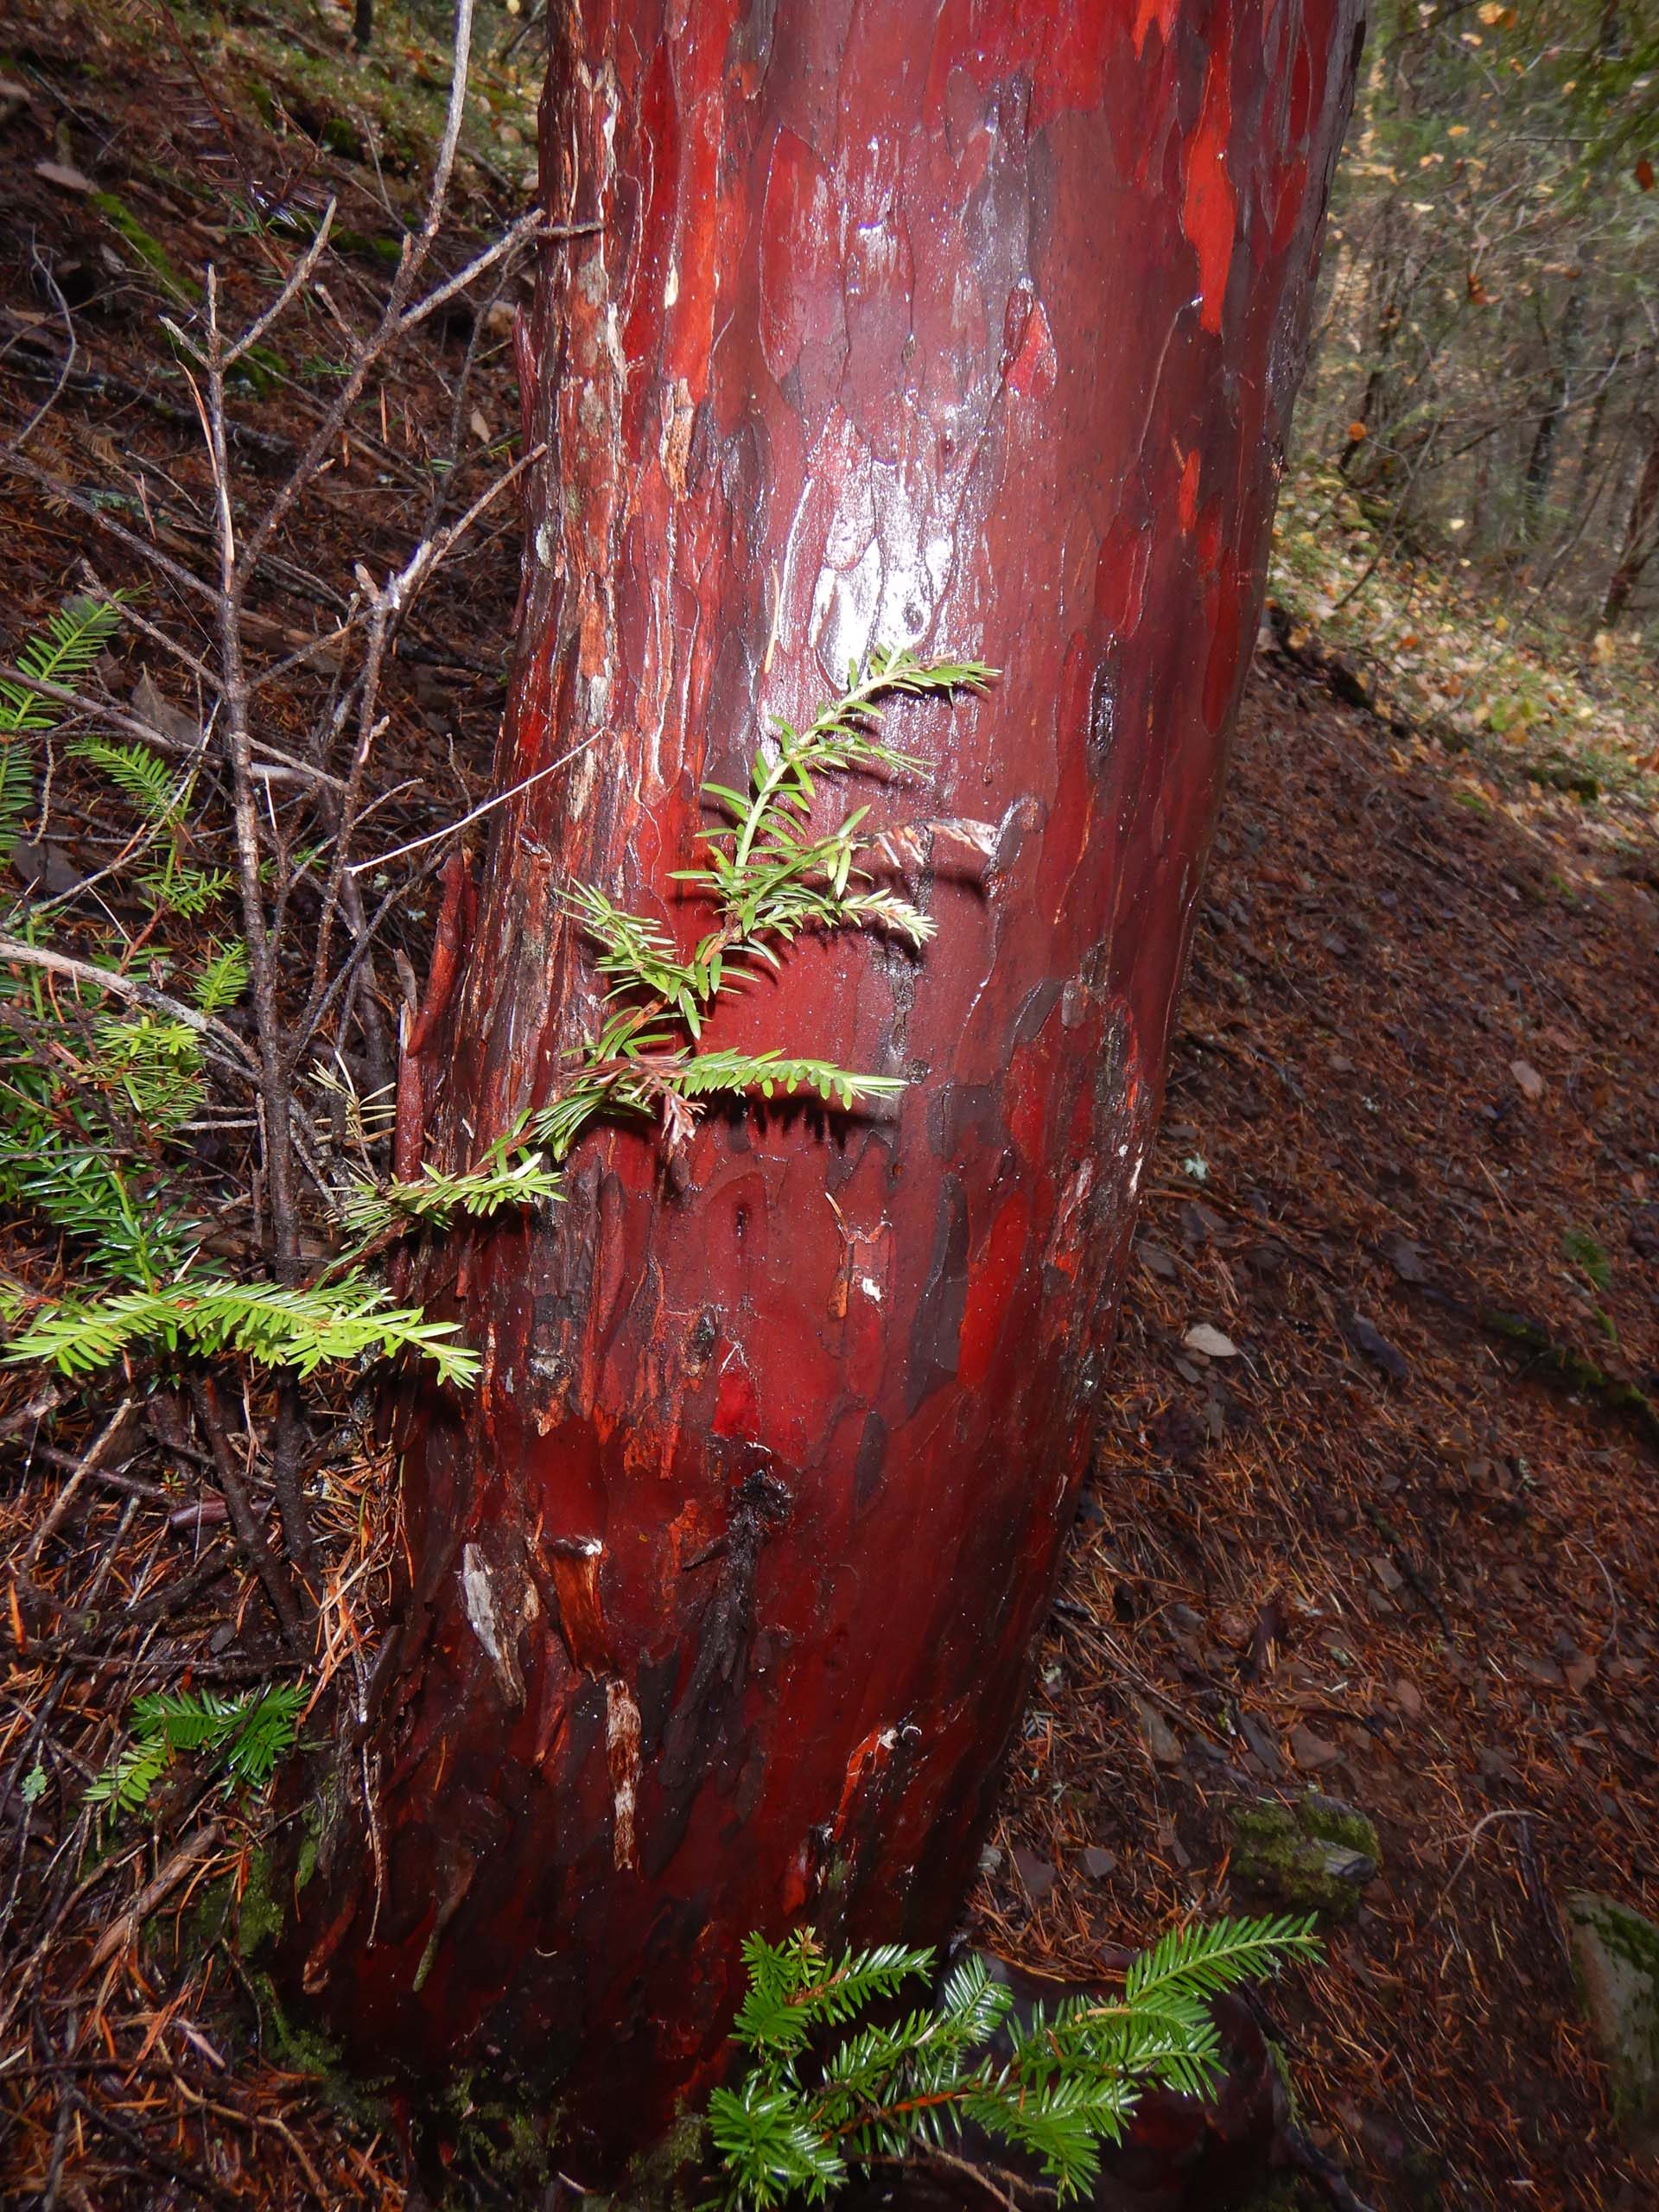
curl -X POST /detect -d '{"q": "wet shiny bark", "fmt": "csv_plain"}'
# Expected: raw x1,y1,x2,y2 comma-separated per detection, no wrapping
295,0,1363,2177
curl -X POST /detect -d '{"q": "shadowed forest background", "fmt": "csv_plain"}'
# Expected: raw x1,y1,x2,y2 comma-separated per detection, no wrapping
1,2,1657,2208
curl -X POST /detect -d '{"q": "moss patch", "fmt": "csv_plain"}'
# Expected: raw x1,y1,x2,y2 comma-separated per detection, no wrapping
1231,1793,1380,1921
236,1848,283,1958
1567,1891,1659,2152
88,191,200,304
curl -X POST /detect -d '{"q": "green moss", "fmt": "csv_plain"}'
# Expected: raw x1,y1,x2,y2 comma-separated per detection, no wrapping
1565,1895,1659,2151
609,2106,710,2212
1580,1899,1659,1984
180,1870,235,1961
319,114,362,157
1231,1794,1380,1921
333,226,405,266
1299,1795,1379,1859
250,1972,340,2078
433,2067,569,2201
246,1969,393,2132
236,1848,283,1957
88,192,200,305
1522,755,1600,801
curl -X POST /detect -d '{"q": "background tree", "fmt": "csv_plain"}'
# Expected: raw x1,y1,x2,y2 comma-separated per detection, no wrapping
1301,0,1659,624
287,0,1365,2177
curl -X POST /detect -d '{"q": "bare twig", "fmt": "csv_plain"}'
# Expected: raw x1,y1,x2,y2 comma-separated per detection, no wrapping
23,1400,137,1578
221,200,337,369
349,727,605,874
0,935,255,1068
188,1377,305,1649
8,242,77,455
86,1818,228,1971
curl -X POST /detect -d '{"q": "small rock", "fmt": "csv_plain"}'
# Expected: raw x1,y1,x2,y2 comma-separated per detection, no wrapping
1178,1199,1220,1245
35,157,92,193
1392,1675,1425,1720
1011,1847,1055,1905
1567,1892,1659,2155
1236,1712,1285,1775
1134,1697,1184,1765
1184,1322,1240,1359
1382,1233,1427,1284
1231,1793,1381,1921
1344,1313,1410,1382
1137,1239,1179,1280
1080,1846,1117,1882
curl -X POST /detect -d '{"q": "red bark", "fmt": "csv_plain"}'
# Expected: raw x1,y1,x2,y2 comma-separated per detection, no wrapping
293,0,1362,2178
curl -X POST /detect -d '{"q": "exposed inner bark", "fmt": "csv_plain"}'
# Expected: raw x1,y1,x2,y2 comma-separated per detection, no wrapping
289,0,1363,2179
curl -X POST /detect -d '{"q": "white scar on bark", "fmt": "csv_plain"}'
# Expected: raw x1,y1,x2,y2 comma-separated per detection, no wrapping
606,1677,642,1871
461,1542,525,1708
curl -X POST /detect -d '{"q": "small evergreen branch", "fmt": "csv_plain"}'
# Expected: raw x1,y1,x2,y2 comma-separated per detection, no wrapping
87,1684,308,1815
70,734,187,825
193,938,250,1014
0,595,124,737
710,1916,1320,2209
339,1147,566,1236
4,1143,196,1289
356,649,989,1238
0,594,124,860
4,1271,479,1385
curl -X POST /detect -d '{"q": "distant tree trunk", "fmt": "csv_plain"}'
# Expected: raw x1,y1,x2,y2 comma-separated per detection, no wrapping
1603,412,1659,626
289,0,1363,2182
1566,318,1626,525
1521,286,1584,546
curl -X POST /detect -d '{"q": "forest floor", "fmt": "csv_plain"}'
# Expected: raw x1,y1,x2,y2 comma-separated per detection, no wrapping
3,2,1659,2209
981,657,1659,2212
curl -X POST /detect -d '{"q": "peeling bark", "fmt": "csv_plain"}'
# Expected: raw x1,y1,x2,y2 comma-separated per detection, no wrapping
292,0,1363,2177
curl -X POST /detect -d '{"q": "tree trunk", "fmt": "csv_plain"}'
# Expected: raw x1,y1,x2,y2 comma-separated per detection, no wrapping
1603,410,1659,627
1520,285,1584,547
291,0,1363,2182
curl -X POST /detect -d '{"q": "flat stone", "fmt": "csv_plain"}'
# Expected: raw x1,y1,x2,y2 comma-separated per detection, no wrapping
1135,1697,1184,1765
1011,1847,1055,1905
1567,1891,1659,2155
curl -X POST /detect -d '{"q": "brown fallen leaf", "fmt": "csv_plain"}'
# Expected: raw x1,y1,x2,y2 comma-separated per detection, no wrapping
1393,1675,1425,1719
1289,1724,1343,1770
1510,1058,1545,1100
